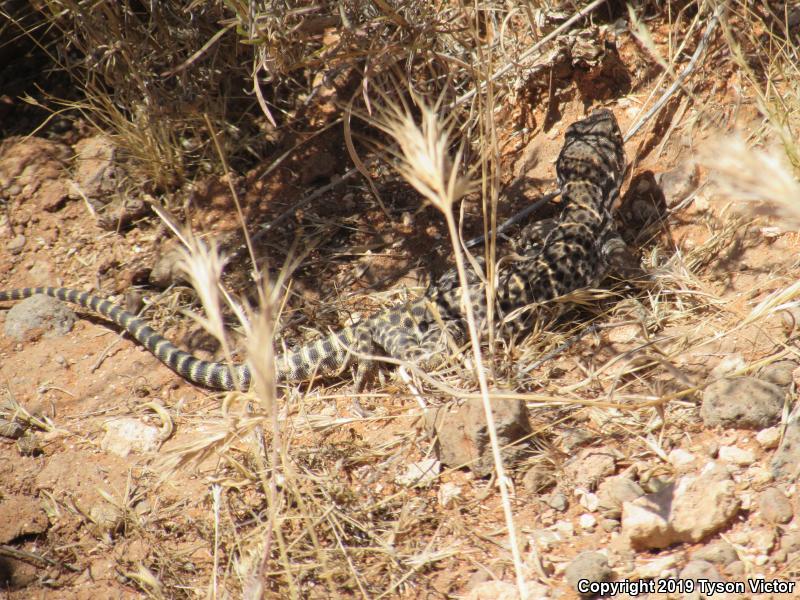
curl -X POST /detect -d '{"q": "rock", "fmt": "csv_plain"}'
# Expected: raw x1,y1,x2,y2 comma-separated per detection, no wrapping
756,427,781,450
678,560,724,587
597,476,644,519
717,445,756,466
559,429,593,453
0,494,48,544
758,487,793,524
748,527,776,554
563,448,617,490
634,553,679,579
564,552,612,596
521,464,555,494
395,459,440,488
771,418,800,478
96,196,149,231
691,541,738,566
780,530,800,554
3,294,76,341
425,398,532,478
6,234,25,254
578,513,596,530
149,243,187,289
701,377,784,430
759,359,798,387
465,581,520,600
89,502,123,538
544,491,568,512
101,418,161,457
725,560,745,578
668,448,696,468
437,482,462,508
656,161,699,207
600,518,619,532
710,354,746,379
70,135,119,199
529,528,563,551
621,464,740,550
36,178,68,211
0,136,70,203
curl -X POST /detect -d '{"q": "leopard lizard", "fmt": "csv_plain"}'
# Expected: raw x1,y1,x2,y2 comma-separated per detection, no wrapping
0,109,626,391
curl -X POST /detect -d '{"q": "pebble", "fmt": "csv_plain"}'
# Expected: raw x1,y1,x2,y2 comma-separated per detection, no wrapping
759,359,798,387
578,513,596,530
425,398,532,477
668,448,696,467
758,487,793,524
701,377,784,429
395,459,440,488
718,445,756,466
544,491,568,512
772,419,800,478
691,541,738,566
4,294,76,341
597,476,644,519
101,418,161,457
756,426,781,449
564,552,612,596
6,233,25,254
622,464,740,549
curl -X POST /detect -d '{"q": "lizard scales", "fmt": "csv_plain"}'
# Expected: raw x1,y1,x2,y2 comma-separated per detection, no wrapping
0,109,625,391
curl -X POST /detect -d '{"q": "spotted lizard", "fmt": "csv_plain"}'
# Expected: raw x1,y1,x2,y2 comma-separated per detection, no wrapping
0,109,626,391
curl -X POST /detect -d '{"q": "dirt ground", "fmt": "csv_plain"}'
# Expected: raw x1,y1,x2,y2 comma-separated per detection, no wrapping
2,3,800,599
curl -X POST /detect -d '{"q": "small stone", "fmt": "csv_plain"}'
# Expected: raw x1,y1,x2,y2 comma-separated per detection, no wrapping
465,582,516,600
564,552,612,596
553,520,574,537
622,464,740,550
544,491,568,512
635,554,679,579
780,530,800,554
668,448,696,467
679,560,723,585
759,359,799,387
522,464,555,494
718,445,756,466
6,233,25,254
726,560,745,578
600,518,619,532
706,441,720,458
465,581,520,600
576,490,599,512
756,427,781,450
656,161,699,207
747,466,774,485
437,482,462,508
426,398,532,477
701,377,784,430
729,527,775,554
563,449,617,490
529,528,563,551
710,354,746,379
597,476,644,519
395,459,440,488
691,541,738,566
772,419,800,478
578,513,596,530
4,294,77,341
759,487,793,524
101,418,161,457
